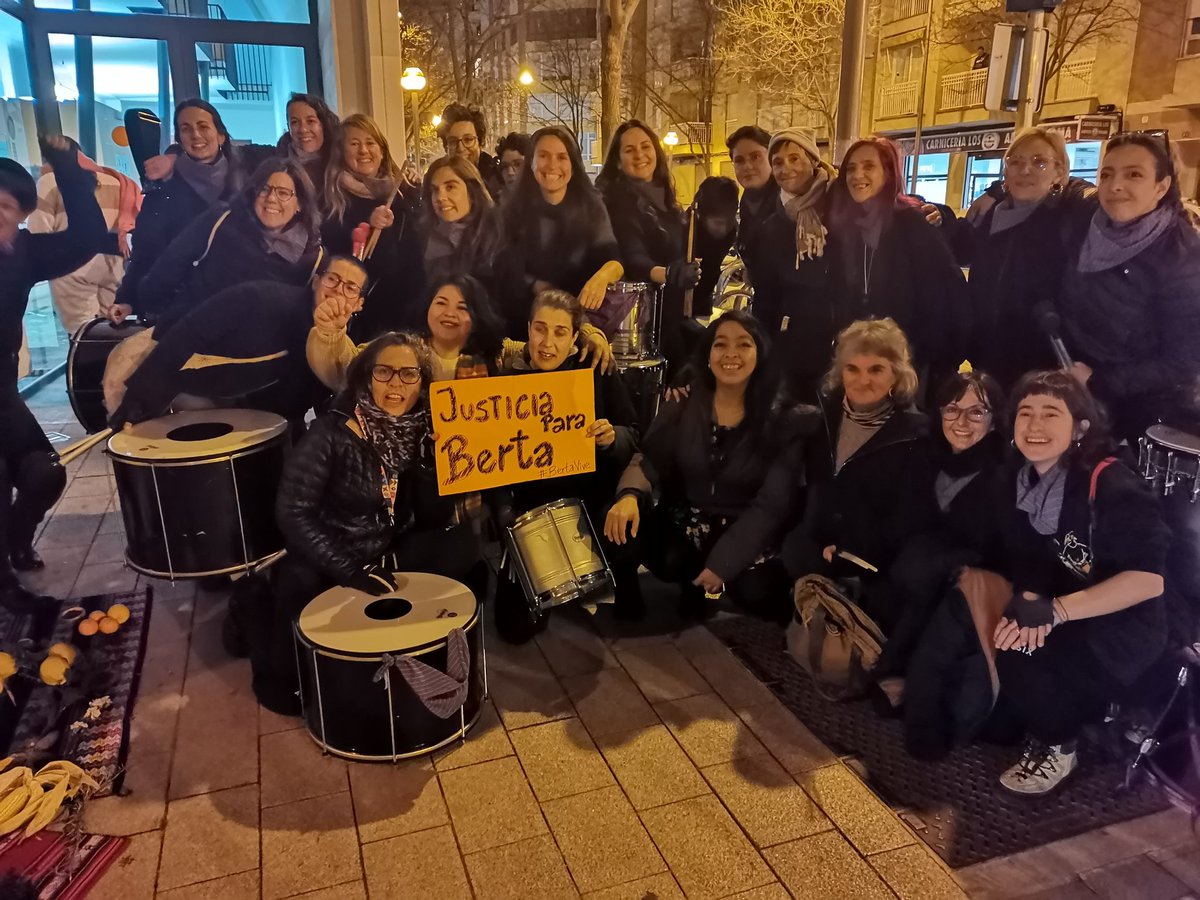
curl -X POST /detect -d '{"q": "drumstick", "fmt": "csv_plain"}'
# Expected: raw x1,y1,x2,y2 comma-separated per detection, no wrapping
364,186,401,260
683,206,696,318
57,428,113,467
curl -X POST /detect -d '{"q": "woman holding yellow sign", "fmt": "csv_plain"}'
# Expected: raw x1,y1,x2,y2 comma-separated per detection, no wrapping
492,289,639,643
604,310,805,622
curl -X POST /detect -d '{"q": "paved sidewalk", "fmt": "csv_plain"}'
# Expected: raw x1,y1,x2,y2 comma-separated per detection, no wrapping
15,383,1200,898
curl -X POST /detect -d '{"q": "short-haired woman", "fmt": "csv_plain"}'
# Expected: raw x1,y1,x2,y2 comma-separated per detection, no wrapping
606,310,805,623
956,126,1096,388
782,318,935,630
323,113,426,342
495,132,531,194
499,126,624,337
491,289,639,642
115,99,243,320
827,137,968,383
992,370,1172,795
137,156,323,333
1058,132,1200,444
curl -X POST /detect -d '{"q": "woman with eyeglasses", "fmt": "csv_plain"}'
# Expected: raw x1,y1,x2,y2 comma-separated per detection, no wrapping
499,126,624,337
954,126,1097,388
826,137,968,385
781,318,936,629
1057,132,1200,444
495,132,531,195
254,333,439,713
322,113,425,343
491,289,639,643
135,157,323,334
113,99,244,323
871,364,1007,719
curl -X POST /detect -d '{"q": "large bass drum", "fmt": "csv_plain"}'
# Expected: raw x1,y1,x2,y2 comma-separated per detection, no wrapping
295,573,485,761
67,317,147,433
107,409,288,578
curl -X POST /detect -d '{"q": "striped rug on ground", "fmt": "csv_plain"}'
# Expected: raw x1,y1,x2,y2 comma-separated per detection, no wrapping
0,830,129,899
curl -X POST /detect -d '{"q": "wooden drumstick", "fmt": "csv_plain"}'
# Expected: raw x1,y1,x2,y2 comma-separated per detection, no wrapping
364,186,401,260
683,206,696,318
57,428,113,467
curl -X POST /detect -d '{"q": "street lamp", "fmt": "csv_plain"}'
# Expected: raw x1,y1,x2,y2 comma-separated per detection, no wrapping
431,114,442,128
517,68,534,130
518,69,534,86
401,66,426,159
663,130,679,170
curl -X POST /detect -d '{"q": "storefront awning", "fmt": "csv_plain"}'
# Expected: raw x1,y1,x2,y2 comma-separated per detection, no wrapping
889,114,1120,156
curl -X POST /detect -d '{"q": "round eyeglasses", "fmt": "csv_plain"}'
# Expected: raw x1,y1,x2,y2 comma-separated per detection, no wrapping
941,404,991,423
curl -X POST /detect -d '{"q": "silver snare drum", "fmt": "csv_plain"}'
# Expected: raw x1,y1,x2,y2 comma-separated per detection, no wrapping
1139,424,1200,503
506,498,614,611
605,281,661,360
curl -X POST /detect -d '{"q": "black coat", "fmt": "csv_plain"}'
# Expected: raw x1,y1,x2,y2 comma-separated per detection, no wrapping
1059,218,1200,442
955,187,1096,388
735,181,776,291
277,403,420,581
745,195,838,402
322,192,426,342
801,393,937,576
998,458,1170,685
601,177,685,281
829,206,969,381
475,151,506,201
2,141,110,387
499,193,620,336
629,388,808,580
500,352,639,514
138,203,323,332
117,170,236,314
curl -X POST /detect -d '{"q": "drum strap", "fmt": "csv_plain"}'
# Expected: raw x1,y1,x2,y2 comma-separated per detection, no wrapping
372,627,470,718
192,209,232,268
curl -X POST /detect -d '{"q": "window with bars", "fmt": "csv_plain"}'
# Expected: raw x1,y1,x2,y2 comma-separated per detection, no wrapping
1184,0,1200,57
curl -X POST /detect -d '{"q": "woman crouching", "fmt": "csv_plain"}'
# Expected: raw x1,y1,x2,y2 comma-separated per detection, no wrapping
252,333,434,713
993,370,1171,795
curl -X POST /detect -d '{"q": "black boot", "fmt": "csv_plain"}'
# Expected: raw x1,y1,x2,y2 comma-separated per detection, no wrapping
0,579,54,614
677,583,714,621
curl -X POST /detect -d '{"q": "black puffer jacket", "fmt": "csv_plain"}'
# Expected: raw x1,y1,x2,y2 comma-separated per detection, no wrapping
276,402,421,581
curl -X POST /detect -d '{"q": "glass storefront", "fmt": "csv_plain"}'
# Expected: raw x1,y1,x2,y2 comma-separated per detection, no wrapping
4,2,321,389
903,152,950,205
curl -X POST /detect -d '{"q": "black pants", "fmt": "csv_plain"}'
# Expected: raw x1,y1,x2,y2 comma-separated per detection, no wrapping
994,625,1122,745
611,501,791,622
0,392,65,584
249,523,488,711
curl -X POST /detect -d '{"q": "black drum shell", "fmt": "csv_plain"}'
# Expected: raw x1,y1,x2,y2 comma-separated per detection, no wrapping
68,317,147,433
108,435,286,578
617,357,665,437
295,610,484,760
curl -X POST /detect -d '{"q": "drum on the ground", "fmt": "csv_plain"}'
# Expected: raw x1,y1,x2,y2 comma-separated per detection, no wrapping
67,317,147,433
602,281,661,361
106,408,288,578
1140,425,1200,503
506,498,613,612
618,357,665,435
295,573,484,761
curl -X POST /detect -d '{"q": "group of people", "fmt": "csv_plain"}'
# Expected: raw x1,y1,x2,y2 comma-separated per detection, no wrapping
1,91,1198,799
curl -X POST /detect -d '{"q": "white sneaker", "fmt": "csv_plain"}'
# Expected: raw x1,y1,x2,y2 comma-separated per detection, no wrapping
999,741,1078,796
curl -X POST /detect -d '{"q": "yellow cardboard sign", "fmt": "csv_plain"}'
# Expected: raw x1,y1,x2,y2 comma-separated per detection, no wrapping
430,369,597,495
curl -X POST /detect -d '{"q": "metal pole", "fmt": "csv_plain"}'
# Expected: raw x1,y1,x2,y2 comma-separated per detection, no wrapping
410,90,420,165
834,0,869,164
908,0,936,195
1018,10,1046,129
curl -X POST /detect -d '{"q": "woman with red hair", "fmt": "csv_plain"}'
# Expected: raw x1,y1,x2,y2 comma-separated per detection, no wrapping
827,137,967,386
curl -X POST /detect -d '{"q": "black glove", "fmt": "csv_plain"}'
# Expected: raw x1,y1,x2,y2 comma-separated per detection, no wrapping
666,260,701,291
347,565,398,597
1004,590,1055,629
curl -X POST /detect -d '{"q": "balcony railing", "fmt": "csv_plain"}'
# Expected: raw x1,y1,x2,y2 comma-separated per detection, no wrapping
878,81,919,118
938,69,987,110
667,121,713,147
883,0,931,22
1050,57,1095,102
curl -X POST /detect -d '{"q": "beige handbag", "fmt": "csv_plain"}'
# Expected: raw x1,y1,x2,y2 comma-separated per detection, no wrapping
786,574,886,700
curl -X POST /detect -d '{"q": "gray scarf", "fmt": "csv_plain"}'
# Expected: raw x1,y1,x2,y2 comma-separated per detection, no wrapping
1016,462,1067,535
781,169,829,264
174,152,230,205
340,169,397,202
425,219,468,267
261,223,310,265
1078,205,1175,273
989,196,1041,236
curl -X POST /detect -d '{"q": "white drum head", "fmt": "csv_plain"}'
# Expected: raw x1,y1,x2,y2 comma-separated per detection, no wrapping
1146,424,1200,456
299,572,477,656
107,408,287,461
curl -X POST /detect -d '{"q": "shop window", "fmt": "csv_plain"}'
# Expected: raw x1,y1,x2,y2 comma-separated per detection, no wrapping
965,154,1002,206
34,0,311,24
903,152,949,205
1067,141,1101,185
